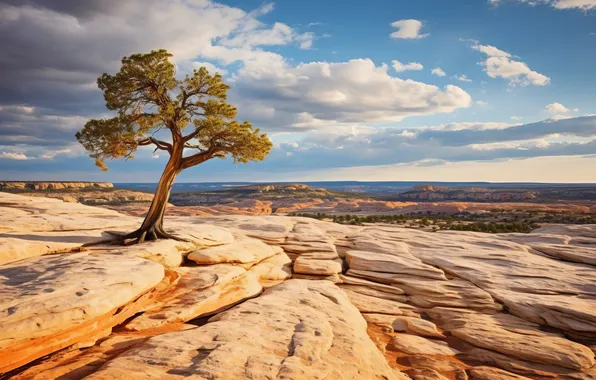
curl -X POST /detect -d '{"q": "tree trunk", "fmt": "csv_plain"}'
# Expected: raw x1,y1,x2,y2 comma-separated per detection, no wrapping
124,145,183,243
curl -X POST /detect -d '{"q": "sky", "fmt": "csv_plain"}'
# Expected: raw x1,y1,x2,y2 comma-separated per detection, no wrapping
1,0,595,183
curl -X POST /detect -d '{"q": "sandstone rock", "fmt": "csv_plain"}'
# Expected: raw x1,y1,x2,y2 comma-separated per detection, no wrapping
125,265,262,331
0,229,112,265
0,252,164,373
168,222,235,247
347,269,500,311
87,239,196,268
530,243,596,266
388,334,459,356
293,257,343,275
346,249,446,280
338,284,408,302
247,252,292,287
407,368,450,380
0,192,138,234
9,325,196,380
391,316,443,338
282,241,337,254
187,236,281,267
392,227,596,335
463,347,568,378
339,273,405,294
407,355,468,375
468,366,532,380
86,280,408,379
292,273,342,282
427,308,595,370
190,215,296,244
341,287,415,315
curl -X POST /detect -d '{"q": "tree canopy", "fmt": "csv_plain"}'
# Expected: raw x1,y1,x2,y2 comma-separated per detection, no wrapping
76,49,272,171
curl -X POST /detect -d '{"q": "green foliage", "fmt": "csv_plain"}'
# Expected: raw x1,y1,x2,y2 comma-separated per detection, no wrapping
76,49,272,171
288,212,542,233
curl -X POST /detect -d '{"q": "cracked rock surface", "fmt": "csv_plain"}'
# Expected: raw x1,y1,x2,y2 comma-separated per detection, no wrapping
1,192,595,379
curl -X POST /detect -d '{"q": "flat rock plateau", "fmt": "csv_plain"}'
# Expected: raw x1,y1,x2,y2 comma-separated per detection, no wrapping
1,192,595,379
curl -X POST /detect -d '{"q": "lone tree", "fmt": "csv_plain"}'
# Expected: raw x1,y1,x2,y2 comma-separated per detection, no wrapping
76,49,272,244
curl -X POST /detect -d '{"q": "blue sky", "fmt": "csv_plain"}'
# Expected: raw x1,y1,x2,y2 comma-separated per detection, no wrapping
1,0,595,182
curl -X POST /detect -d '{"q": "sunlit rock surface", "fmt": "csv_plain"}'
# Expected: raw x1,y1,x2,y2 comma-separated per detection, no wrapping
1,192,595,379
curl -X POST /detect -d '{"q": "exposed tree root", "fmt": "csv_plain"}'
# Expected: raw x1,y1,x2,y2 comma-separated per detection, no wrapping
84,226,189,247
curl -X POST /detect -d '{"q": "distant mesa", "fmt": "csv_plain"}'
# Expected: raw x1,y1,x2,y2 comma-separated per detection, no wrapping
0,181,114,191
400,184,536,202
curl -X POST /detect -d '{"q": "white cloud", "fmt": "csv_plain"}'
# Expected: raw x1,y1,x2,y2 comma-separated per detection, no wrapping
390,19,429,39
511,116,522,121
391,60,424,72
476,100,489,106
548,114,574,121
455,74,473,82
233,58,472,128
40,148,72,160
472,44,550,86
191,61,228,75
491,0,596,10
545,102,570,114
431,67,446,77
472,44,511,57
1,152,29,160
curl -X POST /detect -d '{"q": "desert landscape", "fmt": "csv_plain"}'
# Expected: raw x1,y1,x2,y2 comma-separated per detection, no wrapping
2,0,596,378
1,190,595,379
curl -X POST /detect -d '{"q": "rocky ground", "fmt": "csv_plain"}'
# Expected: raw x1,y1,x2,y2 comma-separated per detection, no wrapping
1,192,595,379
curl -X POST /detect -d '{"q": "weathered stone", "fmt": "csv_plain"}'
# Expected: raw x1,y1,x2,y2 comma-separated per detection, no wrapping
87,239,195,268
0,252,164,373
187,236,281,267
339,273,405,295
427,308,595,370
407,368,450,380
407,355,468,375
85,280,408,379
125,265,262,331
338,284,408,303
347,269,500,311
0,192,138,234
346,250,446,280
247,252,292,287
341,287,416,315
388,334,459,356
391,316,443,338
0,230,110,265
293,256,343,275
468,366,532,380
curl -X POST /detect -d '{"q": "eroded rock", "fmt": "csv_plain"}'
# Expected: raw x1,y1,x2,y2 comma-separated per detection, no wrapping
85,280,407,379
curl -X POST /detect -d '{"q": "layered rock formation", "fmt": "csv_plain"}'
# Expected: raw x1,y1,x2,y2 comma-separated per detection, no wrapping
0,182,114,191
1,192,595,379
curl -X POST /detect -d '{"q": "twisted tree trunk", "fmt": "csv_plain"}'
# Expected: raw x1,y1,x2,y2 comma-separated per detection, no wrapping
123,144,184,244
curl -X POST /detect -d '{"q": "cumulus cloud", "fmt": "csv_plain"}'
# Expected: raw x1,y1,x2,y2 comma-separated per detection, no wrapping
476,100,489,106
472,44,550,86
0,152,29,160
545,102,571,113
391,60,424,72
390,19,429,39
232,58,472,128
431,67,447,77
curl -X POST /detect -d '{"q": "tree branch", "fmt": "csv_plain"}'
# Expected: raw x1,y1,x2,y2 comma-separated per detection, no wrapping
138,137,173,154
182,128,202,143
181,148,214,169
